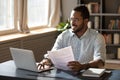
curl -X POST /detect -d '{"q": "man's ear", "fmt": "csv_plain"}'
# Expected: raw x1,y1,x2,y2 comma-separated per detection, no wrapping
84,19,89,22
84,19,89,23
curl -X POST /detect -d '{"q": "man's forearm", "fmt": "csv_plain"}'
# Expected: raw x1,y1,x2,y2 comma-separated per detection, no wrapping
88,59,105,68
81,59,104,70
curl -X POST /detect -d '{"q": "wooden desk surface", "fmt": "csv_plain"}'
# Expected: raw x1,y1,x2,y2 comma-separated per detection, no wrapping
0,60,120,80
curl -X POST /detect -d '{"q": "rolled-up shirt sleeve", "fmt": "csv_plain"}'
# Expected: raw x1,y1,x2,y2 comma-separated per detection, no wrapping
94,34,106,62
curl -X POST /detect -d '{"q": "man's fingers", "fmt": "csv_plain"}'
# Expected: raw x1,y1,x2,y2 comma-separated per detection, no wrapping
37,63,45,70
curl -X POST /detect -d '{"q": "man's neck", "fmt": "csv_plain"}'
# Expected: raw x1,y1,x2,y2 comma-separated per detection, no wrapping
76,27,88,38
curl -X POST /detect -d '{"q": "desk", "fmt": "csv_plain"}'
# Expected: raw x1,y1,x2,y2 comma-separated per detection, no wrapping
0,60,120,80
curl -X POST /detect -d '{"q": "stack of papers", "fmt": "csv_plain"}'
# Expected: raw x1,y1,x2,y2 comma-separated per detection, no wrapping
82,68,105,77
48,46,75,70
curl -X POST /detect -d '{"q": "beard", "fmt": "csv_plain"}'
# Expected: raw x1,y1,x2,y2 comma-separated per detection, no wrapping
72,23,84,34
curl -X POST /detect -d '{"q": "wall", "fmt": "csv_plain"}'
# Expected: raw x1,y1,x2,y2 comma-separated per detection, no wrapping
0,30,58,63
61,0,78,22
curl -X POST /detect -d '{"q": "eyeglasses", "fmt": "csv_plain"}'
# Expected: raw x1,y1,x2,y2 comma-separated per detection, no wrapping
69,18,80,22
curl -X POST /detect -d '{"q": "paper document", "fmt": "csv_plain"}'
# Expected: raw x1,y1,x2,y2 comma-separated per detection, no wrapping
48,46,75,70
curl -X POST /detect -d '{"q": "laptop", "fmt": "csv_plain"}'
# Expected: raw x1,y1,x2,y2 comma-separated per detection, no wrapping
10,47,53,72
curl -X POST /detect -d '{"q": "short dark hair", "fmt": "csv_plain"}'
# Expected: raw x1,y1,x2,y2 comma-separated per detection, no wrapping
73,5,90,19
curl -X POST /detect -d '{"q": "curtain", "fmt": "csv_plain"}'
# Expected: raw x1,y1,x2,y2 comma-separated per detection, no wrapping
17,0,60,33
17,0,29,33
48,0,61,27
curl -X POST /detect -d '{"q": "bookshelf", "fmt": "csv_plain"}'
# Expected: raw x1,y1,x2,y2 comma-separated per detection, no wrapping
79,0,120,60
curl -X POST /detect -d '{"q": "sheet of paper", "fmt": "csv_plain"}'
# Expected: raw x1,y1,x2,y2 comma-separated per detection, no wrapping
48,46,75,70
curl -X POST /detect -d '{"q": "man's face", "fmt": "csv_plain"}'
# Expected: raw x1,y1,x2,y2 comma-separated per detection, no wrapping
70,10,86,33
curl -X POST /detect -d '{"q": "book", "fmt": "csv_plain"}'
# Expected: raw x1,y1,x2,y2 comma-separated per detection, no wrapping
82,68,105,77
103,34,112,44
94,16,99,29
118,48,120,59
113,33,119,44
87,2,100,13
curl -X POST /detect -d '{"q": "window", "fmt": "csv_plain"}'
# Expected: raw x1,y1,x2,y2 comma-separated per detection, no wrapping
27,0,49,28
0,0,14,31
0,0,60,35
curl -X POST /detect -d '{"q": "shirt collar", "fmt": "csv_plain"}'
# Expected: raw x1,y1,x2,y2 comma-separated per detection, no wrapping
80,28,89,39
69,29,75,36
69,28,89,39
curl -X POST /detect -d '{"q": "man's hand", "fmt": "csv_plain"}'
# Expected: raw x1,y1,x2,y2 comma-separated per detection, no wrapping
67,59,104,72
37,58,52,70
67,61,83,72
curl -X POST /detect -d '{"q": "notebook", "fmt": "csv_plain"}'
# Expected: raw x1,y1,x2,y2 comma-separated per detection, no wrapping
82,68,105,77
10,47,53,72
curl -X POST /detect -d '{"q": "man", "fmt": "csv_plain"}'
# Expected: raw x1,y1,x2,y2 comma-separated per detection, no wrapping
38,5,106,72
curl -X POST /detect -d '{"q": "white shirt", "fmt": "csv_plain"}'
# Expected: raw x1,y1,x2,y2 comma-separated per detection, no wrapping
51,28,106,64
